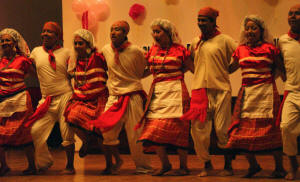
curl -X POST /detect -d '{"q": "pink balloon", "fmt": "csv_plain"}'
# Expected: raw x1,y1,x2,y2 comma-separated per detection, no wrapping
89,0,110,21
72,0,89,14
88,11,98,28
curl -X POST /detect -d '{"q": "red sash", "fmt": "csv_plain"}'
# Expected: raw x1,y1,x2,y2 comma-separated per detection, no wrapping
89,90,146,133
180,88,208,123
24,96,52,127
275,91,289,127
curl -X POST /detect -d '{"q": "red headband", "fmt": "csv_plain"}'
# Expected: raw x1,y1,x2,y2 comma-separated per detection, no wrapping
290,4,300,11
198,7,219,21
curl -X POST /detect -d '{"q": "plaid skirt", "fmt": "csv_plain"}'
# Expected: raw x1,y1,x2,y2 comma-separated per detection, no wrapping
64,96,108,135
139,80,190,149
227,83,282,151
0,91,33,146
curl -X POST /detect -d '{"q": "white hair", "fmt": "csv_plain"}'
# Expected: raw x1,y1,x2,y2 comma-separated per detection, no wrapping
239,15,274,45
150,18,181,44
0,28,30,58
68,28,96,73
73,28,95,48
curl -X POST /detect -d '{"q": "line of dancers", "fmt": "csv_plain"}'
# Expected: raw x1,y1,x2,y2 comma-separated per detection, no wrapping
0,4,300,181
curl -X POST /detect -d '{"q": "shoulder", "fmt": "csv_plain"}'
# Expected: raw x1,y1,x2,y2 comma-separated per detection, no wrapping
128,44,143,52
31,46,43,54
57,47,70,54
191,36,200,45
101,44,112,54
218,34,236,43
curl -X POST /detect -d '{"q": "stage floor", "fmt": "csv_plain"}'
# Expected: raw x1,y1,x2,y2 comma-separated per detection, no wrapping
1,149,299,182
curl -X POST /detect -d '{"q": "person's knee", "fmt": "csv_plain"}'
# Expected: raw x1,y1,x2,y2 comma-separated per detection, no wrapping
30,124,40,138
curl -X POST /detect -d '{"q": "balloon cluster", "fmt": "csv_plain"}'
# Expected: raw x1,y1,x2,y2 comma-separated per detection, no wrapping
72,0,110,29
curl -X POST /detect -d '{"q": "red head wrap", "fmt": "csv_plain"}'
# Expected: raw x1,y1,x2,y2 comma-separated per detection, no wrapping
112,20,130,35
198,7,219,21
43,21,63,41
290,4,300,11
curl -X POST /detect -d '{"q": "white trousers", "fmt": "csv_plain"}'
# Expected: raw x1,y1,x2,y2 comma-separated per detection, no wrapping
191,89,231,163
281,91,300,156
102,93,152,172
31,92,75,169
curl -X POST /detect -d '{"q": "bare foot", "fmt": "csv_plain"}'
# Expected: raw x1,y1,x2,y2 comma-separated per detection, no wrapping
112,159,123,172
285,171,297,180
198,161,213,177
152,164,172,176
60,168,76,175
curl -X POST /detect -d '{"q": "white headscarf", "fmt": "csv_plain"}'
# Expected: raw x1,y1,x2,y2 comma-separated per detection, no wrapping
68,29,96,73
150,18,181,45
0,28,30,58
239,15,273,45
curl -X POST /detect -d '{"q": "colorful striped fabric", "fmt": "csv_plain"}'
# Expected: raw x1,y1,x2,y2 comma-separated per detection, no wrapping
233,43,279,86
146,43,190,82
72,52,108,100
0,55,32,96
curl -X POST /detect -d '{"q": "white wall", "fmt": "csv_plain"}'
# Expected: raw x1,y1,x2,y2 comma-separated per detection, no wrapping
62,0,299,96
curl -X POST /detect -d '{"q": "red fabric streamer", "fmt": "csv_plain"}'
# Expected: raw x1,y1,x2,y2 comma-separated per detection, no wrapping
43,45,61,71
82,11,88,30
24,96,52,127
129,3,145,20
180,88,208,122
275,91,289,127
111,41,131,64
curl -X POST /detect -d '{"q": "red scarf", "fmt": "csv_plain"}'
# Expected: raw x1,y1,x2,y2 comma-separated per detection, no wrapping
111,41,131,64
288,30,300,43
195,29,221,50
24,96,52,127
43,45,61,71
180,88,208,123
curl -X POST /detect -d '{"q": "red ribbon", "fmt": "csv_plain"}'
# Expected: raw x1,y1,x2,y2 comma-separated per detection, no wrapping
82,11,88,30
43,45,61,71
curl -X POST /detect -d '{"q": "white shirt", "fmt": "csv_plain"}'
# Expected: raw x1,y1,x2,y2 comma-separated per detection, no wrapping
190,34,237,91
30,46,72,96
101,44,147,96
279,34,300,92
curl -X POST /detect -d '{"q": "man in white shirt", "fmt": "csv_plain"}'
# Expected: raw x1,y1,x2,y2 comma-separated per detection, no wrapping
29,22,75,174
279,4,300,180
